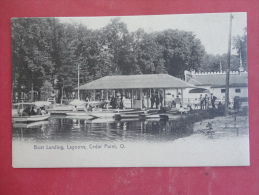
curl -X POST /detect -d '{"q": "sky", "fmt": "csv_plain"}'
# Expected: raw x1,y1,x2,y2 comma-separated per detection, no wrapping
59,12,247,55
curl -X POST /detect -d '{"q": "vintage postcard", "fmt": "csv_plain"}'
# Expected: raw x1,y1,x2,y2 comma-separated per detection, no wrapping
12,13,249,168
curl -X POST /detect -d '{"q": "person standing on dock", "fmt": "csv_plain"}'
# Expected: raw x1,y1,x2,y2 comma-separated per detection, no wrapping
142,92,146,109
171,95,176,108
204,94,208,109
175,95,181,109
120,94,125,109
155,92,160,109
150,92,155,109
110,96,116,109
160,93,163,107
199,94,203,110
211,93,217,109
194,98,199,109
116,94,120,108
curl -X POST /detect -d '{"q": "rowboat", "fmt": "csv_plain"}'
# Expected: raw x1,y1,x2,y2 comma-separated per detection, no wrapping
66,111,90,116
115,114,140,120
89,112,117,118
65,109,136,118
13,121,49,128
114,110,147,120
13,113,50,123
159,114,182,120
139,114,161,119
84,118,116,124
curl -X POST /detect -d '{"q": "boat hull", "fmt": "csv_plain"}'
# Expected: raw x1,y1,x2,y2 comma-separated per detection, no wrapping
139,114,161,119
66,112,89,116
13,114,50,123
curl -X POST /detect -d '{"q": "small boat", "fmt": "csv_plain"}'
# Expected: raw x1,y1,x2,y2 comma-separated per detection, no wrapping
115,114,140,120
13,113,50,123
118,110,147,115
89,112,117,118
113,109,134,113
81,109,139,118
13,121,49,128
65,115,95,120
66,111,89,116
65,109,146,119
66,110,116,118
48,110,69,115
139,114,161,119
159,114,182,120
85,118,116,124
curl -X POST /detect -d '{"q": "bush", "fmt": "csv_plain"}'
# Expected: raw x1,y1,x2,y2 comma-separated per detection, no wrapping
165,109,225,137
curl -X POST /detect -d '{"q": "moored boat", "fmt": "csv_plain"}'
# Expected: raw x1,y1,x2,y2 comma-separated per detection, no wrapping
139,114,161,119
66,111,90,116
115,114,140,120
89,112,117,118
159,114,182,120
65,109,140,119
13,113,50,123
13,121,49,128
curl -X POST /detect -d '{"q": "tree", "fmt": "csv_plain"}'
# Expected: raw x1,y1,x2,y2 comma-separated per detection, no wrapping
12,18,59,100
130,30,166,74
233,27,247,71
40,81,53,101
100,18,132,75
200,53,242,72
156,29,205,78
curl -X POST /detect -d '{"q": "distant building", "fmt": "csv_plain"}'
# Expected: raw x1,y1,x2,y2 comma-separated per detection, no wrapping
184,70,248,100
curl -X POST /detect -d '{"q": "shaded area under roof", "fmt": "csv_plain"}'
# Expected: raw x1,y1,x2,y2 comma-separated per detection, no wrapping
77,74,196,90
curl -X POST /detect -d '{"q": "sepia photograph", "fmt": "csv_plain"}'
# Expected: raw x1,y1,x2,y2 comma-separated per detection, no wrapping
11,13,249,167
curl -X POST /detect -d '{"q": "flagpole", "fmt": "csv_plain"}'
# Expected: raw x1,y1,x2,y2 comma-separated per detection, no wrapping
225,13,233,115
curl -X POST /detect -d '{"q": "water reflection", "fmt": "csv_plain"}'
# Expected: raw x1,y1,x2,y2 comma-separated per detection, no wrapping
12,116,194,143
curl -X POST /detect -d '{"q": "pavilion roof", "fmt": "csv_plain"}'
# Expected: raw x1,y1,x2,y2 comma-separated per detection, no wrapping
77,74,196,90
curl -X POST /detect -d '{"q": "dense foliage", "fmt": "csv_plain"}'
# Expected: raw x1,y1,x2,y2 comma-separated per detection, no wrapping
199,27,247,72
12,18,246,102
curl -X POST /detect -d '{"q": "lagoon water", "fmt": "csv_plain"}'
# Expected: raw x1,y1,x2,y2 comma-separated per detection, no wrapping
12,116,194,143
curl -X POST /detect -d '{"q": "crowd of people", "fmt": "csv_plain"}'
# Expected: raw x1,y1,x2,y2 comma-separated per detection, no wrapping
21,106,47,116
150,92,164,109
79,90,241,114
195,93,218,110
168,93,218,111
110,93,125,109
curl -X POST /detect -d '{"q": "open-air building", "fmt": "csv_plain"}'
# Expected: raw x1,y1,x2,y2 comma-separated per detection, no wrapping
76,74,196,109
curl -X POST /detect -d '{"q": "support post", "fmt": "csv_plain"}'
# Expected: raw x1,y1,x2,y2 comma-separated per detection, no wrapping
106,90,109,110
131,89,133,108
93,90,96,101
181,88,183,106
146,89,149,109
164,89,166,107
140,88,143,110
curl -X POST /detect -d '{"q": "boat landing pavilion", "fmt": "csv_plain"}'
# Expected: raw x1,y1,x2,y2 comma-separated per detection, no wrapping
76,74,196,109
